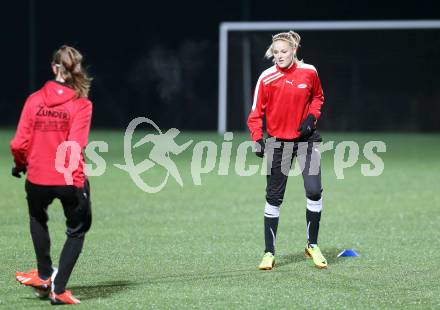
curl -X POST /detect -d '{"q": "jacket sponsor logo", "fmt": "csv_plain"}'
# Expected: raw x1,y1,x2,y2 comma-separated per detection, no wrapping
285,80,294,86
36,106,69,120
297,83,307,89
35,120,70,132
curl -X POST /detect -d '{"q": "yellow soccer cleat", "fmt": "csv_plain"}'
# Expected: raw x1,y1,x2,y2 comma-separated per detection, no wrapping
258,252,275,270
305,245,328,269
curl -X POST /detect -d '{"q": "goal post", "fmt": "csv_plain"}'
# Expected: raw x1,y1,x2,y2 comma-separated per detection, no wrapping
218,20,440,134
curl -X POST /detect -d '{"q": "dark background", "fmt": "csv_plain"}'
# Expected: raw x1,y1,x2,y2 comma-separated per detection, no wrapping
2,0,440,131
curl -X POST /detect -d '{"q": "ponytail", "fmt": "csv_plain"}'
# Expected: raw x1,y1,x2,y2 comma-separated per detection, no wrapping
52,45,92,98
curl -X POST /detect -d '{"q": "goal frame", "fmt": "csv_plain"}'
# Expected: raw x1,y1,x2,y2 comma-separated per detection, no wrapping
218,20,440,134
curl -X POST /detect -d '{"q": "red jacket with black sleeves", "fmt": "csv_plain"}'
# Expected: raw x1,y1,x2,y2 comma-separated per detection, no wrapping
10,81,92,187
247,62,324,141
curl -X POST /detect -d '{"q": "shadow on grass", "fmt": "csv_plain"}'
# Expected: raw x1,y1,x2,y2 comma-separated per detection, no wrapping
19,280,138,304
276,247,349,267
276,252,306,267
326,247,351,264
69,280,138,300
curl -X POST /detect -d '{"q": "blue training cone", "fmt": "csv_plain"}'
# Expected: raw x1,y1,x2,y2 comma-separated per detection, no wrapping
337,249,359,257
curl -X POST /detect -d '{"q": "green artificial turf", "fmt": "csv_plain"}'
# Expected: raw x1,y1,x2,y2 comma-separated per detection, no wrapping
1,129,439,309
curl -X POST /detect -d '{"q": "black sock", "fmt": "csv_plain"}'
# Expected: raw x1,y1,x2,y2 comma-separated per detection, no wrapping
264,216,279,255
54,236,84,294
30,217,53,279
306,209,321,245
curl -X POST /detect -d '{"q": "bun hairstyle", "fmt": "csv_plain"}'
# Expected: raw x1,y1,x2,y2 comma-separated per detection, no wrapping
265,30,302,62
52,45,92,98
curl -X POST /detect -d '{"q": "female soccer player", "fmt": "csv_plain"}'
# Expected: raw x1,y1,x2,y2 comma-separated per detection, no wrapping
12,45,93,304
247,31,327,270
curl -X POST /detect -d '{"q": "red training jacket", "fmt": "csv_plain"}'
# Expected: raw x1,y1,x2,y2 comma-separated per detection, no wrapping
10,81,92,187
247,62,324,141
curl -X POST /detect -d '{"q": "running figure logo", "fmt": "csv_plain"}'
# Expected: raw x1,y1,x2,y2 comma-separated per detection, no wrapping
114,117,193,193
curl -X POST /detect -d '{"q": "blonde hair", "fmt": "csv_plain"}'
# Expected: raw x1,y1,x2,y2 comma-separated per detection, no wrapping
52,45,92,98
265,30,302,63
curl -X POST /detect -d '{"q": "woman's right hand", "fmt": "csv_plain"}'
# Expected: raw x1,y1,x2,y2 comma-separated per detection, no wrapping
11,165,27,178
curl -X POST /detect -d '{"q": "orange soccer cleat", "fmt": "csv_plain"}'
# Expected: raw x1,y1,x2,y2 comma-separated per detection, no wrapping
50,290,81,305
16,269,51,289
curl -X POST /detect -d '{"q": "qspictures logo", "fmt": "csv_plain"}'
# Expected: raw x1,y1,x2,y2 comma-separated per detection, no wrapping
55,117,386,193
114,117,192,193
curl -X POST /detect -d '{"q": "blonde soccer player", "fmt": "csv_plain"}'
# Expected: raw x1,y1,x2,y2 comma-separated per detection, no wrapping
247,31,327,270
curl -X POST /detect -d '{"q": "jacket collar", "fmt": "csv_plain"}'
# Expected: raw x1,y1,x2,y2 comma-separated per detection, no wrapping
277,61,297,73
